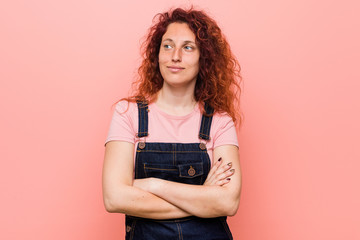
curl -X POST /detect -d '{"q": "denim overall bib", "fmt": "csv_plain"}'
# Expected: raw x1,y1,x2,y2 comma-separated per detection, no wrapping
125,102,233,240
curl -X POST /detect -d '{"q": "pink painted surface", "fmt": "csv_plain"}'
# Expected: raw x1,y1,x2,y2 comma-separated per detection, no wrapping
1,0,359,239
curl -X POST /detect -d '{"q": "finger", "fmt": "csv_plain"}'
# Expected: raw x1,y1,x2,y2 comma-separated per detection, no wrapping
209,168,235,186
228,169,235,177
217,169,235,181
213,161,232,177
212,157,222,171
223,168,235,178
216,177,231,186
206,157,223,181
220,169,235,182
208,157,221,174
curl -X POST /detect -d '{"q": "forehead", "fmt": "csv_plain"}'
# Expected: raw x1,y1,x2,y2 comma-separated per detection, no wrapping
162,22,196,42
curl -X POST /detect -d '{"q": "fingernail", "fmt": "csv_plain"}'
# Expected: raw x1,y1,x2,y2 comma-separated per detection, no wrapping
218,157,222,162
227,178,231,181
227,162,232,166
230,169,235,173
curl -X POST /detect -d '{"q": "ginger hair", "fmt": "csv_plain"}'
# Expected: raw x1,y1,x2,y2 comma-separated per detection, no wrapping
125,7,242,124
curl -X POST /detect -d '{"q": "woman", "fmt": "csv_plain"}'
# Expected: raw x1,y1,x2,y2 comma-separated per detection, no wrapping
102,7,242,240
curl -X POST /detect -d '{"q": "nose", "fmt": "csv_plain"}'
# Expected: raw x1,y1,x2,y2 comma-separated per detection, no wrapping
172,48,182,62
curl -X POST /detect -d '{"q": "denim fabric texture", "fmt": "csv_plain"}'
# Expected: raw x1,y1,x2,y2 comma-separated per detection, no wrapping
136,101,149,138
125,102,233,240
198,102,214,140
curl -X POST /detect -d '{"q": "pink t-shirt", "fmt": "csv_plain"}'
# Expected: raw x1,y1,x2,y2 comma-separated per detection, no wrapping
105,101,238,164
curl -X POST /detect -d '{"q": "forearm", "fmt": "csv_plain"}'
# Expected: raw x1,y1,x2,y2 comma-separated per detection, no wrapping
147,178,240,218
104,184,191,219
103,141,191,219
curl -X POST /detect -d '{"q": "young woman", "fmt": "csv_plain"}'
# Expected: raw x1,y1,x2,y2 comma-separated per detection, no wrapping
102,7,242,240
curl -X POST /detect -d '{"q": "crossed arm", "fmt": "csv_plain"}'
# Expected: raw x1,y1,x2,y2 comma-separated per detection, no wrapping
102,141,241,219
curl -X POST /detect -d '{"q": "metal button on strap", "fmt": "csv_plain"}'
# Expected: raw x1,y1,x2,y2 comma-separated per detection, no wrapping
138,142,146,149
199,143,206,150
188,166,196,176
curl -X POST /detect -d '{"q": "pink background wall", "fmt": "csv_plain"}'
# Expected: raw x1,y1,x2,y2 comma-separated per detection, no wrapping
1,0,359,239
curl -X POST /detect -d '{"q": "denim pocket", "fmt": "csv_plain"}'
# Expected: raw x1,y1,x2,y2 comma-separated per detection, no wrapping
178,162,204,184
178,162,204,178
144,162,204,184
144,163,178,181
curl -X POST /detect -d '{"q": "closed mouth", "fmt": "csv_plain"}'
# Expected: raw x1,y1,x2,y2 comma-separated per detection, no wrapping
167,66,185,70
167,66,185,73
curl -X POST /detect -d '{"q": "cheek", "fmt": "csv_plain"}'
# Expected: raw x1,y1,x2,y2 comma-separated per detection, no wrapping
158,50,170,64
192,57,200,71
158,53,164,63
192,54,200,66
158,53,167,76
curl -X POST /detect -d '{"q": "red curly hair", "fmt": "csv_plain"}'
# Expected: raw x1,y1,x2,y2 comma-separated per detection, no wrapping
125,7,242,124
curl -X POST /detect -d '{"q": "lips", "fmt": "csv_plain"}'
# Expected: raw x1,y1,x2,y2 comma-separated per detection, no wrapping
167,66,185,73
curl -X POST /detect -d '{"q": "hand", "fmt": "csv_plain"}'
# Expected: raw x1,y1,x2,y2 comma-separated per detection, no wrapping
203,158,235,186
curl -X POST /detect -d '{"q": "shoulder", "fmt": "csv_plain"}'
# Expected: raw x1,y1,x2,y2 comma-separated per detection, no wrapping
212,111,235,128
105,100,138,145
111,100,139,131
210,111,238,148
114,100,138,116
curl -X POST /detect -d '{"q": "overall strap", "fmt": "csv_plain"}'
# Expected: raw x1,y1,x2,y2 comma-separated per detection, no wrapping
136,101,149,138
199,103,214,140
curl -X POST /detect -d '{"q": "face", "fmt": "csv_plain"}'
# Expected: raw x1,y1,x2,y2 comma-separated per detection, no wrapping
158,22,200,88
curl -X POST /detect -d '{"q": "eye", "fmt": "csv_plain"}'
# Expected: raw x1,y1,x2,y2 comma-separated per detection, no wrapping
163,44,172,49
184,45,194,50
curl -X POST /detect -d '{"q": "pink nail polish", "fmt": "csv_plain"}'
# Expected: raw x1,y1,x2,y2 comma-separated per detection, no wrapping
218,157,222,162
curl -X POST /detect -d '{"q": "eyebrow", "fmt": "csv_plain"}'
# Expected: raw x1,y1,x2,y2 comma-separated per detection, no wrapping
162,38,196,44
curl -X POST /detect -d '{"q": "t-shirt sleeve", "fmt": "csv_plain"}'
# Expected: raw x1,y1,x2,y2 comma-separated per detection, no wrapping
105,101,136,145
212,113,239,149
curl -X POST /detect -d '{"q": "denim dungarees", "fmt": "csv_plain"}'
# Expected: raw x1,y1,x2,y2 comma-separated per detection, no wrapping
125,102,233,240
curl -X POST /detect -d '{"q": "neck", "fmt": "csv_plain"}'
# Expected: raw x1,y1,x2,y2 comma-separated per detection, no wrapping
155,83,197,116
